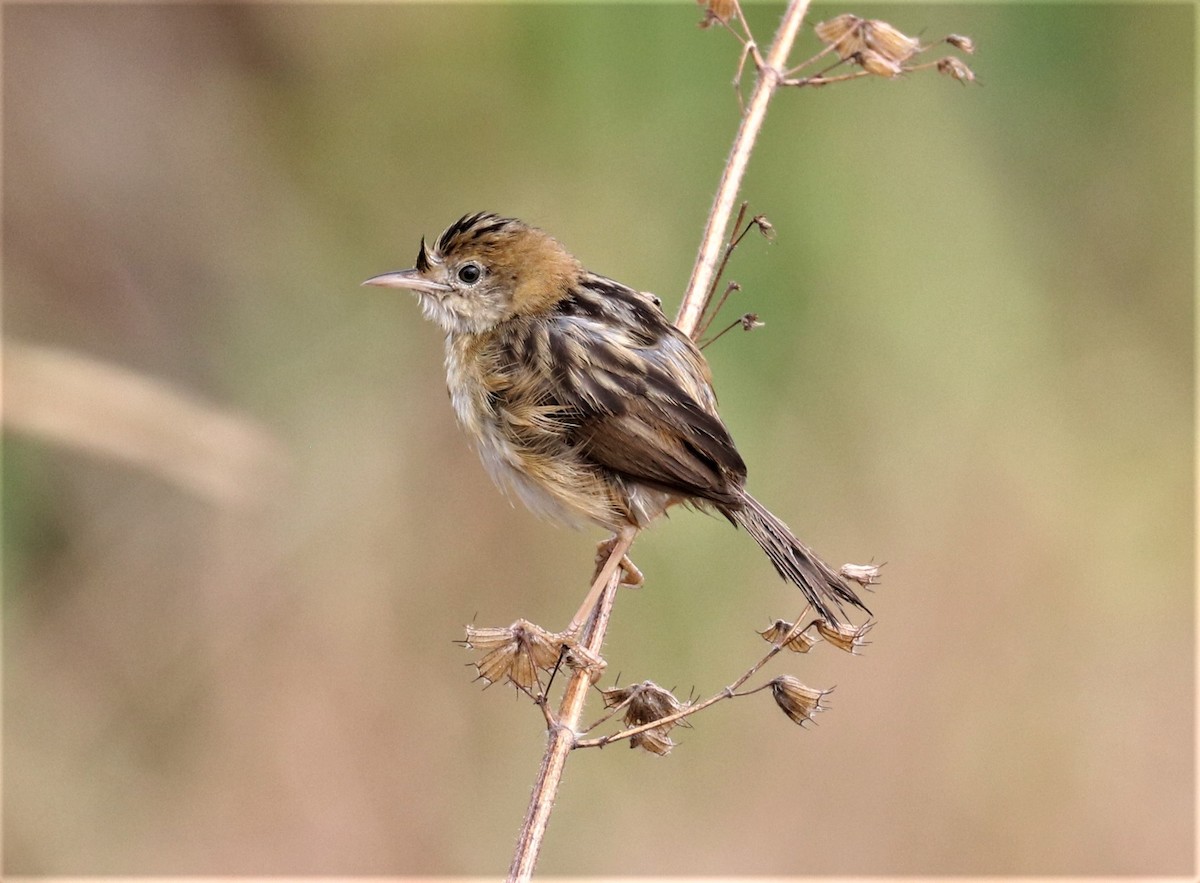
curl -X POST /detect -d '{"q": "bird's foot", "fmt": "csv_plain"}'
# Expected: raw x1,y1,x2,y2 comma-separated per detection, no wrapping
594,536,644,588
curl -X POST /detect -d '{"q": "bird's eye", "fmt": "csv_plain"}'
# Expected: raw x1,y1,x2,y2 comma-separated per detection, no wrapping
457,262,482,285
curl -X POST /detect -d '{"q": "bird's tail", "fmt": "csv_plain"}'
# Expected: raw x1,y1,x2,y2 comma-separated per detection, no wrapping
727,491,870,625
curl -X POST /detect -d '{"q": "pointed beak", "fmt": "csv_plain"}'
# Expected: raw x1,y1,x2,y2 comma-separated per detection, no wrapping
361,269,451,294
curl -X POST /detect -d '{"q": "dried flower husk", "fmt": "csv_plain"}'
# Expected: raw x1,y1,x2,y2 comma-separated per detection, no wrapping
817,15,919,66
815,14,865,58
946,33,975,54
462,624,519,651
602,680,685,726
463,619,561,689
771,675,832,725
562,641,606,682
600,683,638,710
841,562,882,588
758,619,819,653
697,0,737,29
601,681,689,754
752,214,776,240
858,49,903,79
937,56,977,84
862,19,920,63
630,726,675,755
816,619,874,655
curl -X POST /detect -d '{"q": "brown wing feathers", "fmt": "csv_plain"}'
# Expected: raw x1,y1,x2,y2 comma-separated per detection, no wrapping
541,280,746,505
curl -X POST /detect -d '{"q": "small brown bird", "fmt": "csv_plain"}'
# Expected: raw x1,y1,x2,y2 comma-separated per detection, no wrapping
365,212,868,625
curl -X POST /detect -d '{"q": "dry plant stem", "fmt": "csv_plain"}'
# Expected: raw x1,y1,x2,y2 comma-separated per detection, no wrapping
784,70,872,87
574,614,812,749
677,0,814,337
507,528,634,882
695,202,749,340
580,693,635,735
784,40,842,77
700,313,748,350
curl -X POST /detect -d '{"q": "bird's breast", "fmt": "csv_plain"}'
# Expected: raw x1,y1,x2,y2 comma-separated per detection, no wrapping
441,330,629,530
443,333,504,445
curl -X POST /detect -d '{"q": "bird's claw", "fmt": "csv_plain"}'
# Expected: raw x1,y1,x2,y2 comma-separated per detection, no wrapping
594,537,644,588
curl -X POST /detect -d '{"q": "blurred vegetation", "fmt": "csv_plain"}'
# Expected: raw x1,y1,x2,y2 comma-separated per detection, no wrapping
3,2,1192,875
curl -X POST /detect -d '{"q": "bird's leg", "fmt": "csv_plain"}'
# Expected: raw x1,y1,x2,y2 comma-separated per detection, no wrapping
561,526,638,640
556,527,638,681
594,535,644,588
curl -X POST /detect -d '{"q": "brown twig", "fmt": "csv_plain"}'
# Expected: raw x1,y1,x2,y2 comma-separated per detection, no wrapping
573,613,814,749
507,528,634,880
694,201,749,338
676,0,815,337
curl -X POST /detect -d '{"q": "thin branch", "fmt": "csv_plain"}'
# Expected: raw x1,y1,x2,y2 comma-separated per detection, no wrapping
676,0,814,338
784,69,873,88
784,39,842,77
697,279,743,342
507,528,635,881
699,311,757,351
574,614,815,749
580,691,635,735
694,201,749,339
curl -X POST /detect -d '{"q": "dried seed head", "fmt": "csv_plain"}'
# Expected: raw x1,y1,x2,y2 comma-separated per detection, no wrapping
740,313,764,332
563,641,607,682
857,49,903,79
758,619,819,653
937,56,977,84
771,675,832,725
697,0,737,29
752,214,775,240
946,33,975,54
602,680,685,725
631,726,675,755
816,15,920,66
462,624,517,652
815,14,865,59
816,619,874,655
463,619,561,689
862,19,921,63
840,562,883,589
602,681,687,755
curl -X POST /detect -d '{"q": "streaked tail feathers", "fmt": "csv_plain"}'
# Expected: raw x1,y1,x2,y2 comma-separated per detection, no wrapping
727,492,870,625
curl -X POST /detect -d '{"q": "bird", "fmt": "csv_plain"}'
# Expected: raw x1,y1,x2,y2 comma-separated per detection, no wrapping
364,212,869,627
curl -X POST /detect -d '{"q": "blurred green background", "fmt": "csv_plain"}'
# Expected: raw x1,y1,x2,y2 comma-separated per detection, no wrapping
3,2,1193,876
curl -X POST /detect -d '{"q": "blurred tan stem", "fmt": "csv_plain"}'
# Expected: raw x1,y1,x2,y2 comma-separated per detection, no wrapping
2,341,283,506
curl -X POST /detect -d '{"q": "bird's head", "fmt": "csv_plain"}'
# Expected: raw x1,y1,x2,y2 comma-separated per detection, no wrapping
363,212,584,335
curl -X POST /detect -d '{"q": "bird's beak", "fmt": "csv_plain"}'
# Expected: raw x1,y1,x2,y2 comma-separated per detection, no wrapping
361,269,451,294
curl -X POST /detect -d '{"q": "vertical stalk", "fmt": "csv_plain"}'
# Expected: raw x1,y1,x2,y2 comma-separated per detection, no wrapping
507,528,633,880
676,0,812,337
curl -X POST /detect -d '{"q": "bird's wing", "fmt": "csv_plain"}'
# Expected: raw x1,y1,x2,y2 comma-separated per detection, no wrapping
539,280,747,504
